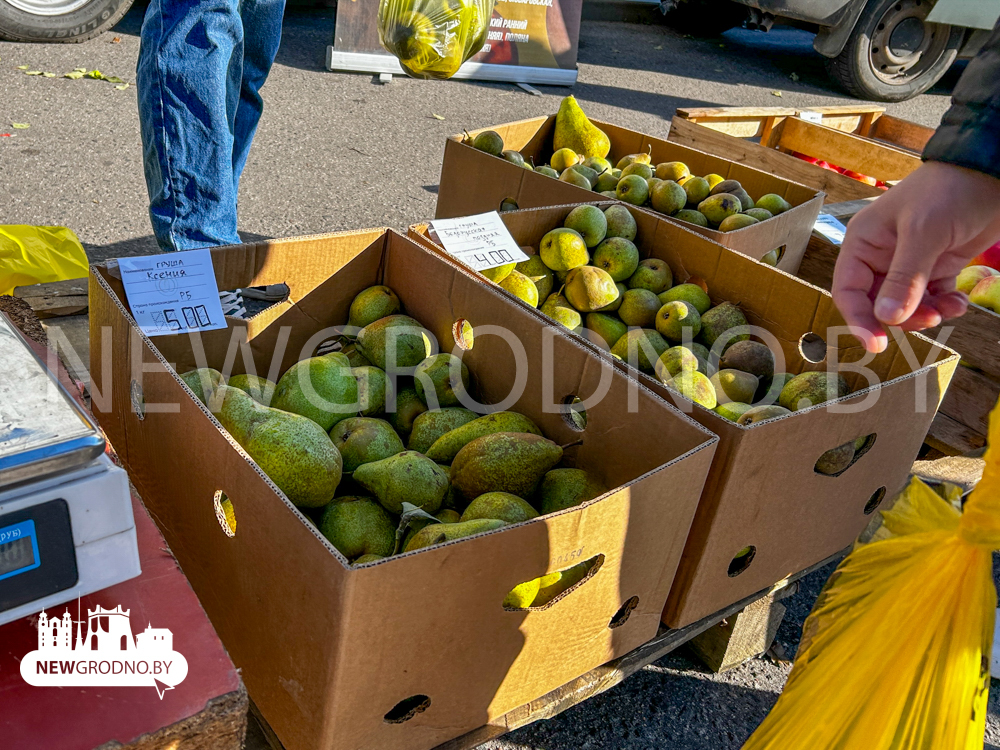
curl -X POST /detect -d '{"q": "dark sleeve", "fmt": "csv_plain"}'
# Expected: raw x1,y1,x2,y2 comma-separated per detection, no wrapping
923,22,1000,180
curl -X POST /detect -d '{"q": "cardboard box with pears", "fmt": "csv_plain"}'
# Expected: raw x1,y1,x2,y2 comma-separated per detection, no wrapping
436,113,824,274
409,203,959,628
89,229,718,750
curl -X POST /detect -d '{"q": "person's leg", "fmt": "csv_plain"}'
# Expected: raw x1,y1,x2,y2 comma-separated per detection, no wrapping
232,0,286,187
137,0,244,251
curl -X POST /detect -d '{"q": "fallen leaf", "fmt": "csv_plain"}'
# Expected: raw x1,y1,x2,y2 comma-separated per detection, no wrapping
24,70,42,76
431,113,445,120
16,65,28,70
86,69,106,80
772,90,783,97
64,71,85,79
11,123,30,129
42,72,56,78
112,36,121,43
73,67,86,73
115,83,129,90
789,72,800,81
106,75,125,84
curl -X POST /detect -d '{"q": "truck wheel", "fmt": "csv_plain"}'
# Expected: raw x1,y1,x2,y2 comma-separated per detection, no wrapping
0,0,132,43
826,0,963,102
664,0,747,37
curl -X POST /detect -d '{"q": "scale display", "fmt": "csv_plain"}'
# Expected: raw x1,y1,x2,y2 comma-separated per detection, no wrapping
0,520,40,581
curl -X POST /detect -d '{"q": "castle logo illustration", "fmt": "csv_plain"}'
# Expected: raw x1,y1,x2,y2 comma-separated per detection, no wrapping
19,604,188,699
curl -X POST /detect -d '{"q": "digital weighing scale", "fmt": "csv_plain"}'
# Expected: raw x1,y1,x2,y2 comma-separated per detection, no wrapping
0,313,140,627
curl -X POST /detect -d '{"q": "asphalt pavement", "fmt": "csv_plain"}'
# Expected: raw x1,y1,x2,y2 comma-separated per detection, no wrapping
2,5,997,750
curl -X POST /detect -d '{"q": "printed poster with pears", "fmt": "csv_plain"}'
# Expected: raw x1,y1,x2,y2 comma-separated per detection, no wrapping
326,0,583,85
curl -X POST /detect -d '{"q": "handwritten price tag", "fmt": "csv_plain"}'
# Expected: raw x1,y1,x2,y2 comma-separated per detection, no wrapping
430,212,530,272
118,249,227,337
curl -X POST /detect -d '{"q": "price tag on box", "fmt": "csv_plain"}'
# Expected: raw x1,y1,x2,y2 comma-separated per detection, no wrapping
118,249,227,337
814,214,848,246
429,212,530,271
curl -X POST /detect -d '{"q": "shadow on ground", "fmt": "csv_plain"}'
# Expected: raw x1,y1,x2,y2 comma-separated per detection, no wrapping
83,231,272,262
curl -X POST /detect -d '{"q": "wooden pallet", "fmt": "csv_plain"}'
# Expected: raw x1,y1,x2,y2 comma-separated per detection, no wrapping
668,106,929,203
248,551,845,750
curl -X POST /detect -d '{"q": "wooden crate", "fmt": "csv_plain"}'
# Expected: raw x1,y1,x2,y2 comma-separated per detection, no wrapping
668,106,930,203
798,201,999,457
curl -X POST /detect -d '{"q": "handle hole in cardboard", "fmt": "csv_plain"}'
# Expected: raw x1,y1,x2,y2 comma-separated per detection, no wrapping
609,596,640,629
384,695,431,724
453,319,474,351
864,486,887,515
814,433,878,477
213,491,237,537
798,332,827,363
727,545,756,577
561,395,587,432
502,554,604,611
499,197,519,212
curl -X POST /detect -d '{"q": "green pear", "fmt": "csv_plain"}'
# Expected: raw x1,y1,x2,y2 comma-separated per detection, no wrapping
667,371,717,409
658,283,711,315
745,208,773,222
779,372,850,411
272,352,359,431
591,237,639,282
471,130,504,155
340,343,373,368
714,402,753,422
535,165,559,179
481,263,515,283
460,492,539,524
583,156,612,174
500,270,540,307
348,285,401,329
737,404,791,426
540,293,583,331
710,369,758,405
330,417,405,472
180,368,225,408
560,169,592,190
697,194,742,226
354,365,392,416
621,162,653,181
655,300,702,342
594,171,620,193
628,258,672,294
673,209,709,227
425,411,542,463
755,193,792,215
514,254,555,302
502,149,525,167
698,302,750,351
385,385,427,435
585,313,628,349
353,554,385,565
213,385,342,507
569,164,602,188
553,95,610,159
719,214,759,232
655,345,704,380
354,450,449,515
414,353,471,408
650,180,687,215
227,373,276,406
540,228,589,271
564,205,608,247
596,282,628,313
815,441,856,475
618,288,661,328
604,204,638,241
683,176,711,206
408,408,479,454
656,161,690,181
611,329,668,372
403,518,506,552
616,174,649,206
320,497,395,562
356,314,433,375
451,432,563,500
538,468,607,514
564,266,620,313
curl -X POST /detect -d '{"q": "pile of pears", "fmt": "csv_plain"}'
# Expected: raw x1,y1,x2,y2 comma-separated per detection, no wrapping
179,285,609,582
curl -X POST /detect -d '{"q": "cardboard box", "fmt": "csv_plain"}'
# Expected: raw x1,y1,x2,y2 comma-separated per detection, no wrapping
89,229,718,750
667,107,928,203
411,205,959,628
436,115,824,273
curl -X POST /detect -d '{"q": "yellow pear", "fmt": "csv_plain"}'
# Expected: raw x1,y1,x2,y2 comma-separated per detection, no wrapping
553,96,610,159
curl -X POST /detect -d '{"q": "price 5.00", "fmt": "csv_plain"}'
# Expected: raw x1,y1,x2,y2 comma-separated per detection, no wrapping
163,305,213,330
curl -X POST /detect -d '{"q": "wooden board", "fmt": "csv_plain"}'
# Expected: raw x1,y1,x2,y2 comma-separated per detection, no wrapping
869,115,934,154
13,277,89,318
686,586,791,673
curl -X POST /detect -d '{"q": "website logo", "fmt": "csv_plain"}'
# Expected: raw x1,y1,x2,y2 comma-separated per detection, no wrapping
20,604,188,699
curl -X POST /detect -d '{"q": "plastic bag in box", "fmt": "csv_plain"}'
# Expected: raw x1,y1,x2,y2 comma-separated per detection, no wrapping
378,0,494,79
743,398,1000,750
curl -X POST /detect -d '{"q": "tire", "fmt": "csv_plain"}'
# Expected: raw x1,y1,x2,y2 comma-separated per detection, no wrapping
664,0,747,37
826,0,963,102
0,0,133,43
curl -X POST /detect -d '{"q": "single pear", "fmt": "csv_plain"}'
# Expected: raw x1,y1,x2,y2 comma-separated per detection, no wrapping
330,417,405,472
560,168,592,190
616,174,649,206
710,179,743,196
683,176,711,206
451,432,563,500
472,130,504,156
348,285,401,329
585,313,629,350
425,411,542,463
756,193,792,215
532,561,592,606
353,554,385,565
655,300,702,342
594,171,620,193
704,173,724,189
604,204,638,241
616,151,652,169
180,368,226,409
745,208,774,222
271,352,359,431
779,372,850,411
611,329,668,371
550,147,579,172
596,282,628,313
500,270,541,307
354,450,449,515
618,288,661,328
698,194,743,227
356,314,433,375
213,386,343,507
720,340,775,381
564,266,620,313
414,353,471,408
460,492,539,524
540,228,589,272
385,385,427,435
650,180,687,215
760,249,780,266
673,209,709,227
658,283,711,315
667,371,717,409
538,468,607,514
710,369,758,405
698,302,750,352
621,162,654,181
583,155,612,174
553,95,611,158
481,263,515,283
502,149,525,167
569,164,601,188
408,407,479,454
540,293,583,331
564,205,608,247
535,165,560,179
436,509,461,523
591,237,639,282
655,345,704,381
737,404,792,426
354,365,392,416
719,214,759,232
320,497,395,562
515,254,555,302
655,161,690,181
714,402,753,422
227,373,276,406
403,518,506,552
815,441,856,475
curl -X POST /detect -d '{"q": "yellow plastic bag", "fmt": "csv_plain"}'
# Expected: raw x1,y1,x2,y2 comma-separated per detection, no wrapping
378,0,494,79
743,401,1000,750
0,225,89,296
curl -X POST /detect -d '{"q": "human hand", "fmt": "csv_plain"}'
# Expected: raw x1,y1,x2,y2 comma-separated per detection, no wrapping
832,161,1000,353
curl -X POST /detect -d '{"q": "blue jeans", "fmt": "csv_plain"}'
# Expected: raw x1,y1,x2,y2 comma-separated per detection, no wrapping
137,0,285,251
